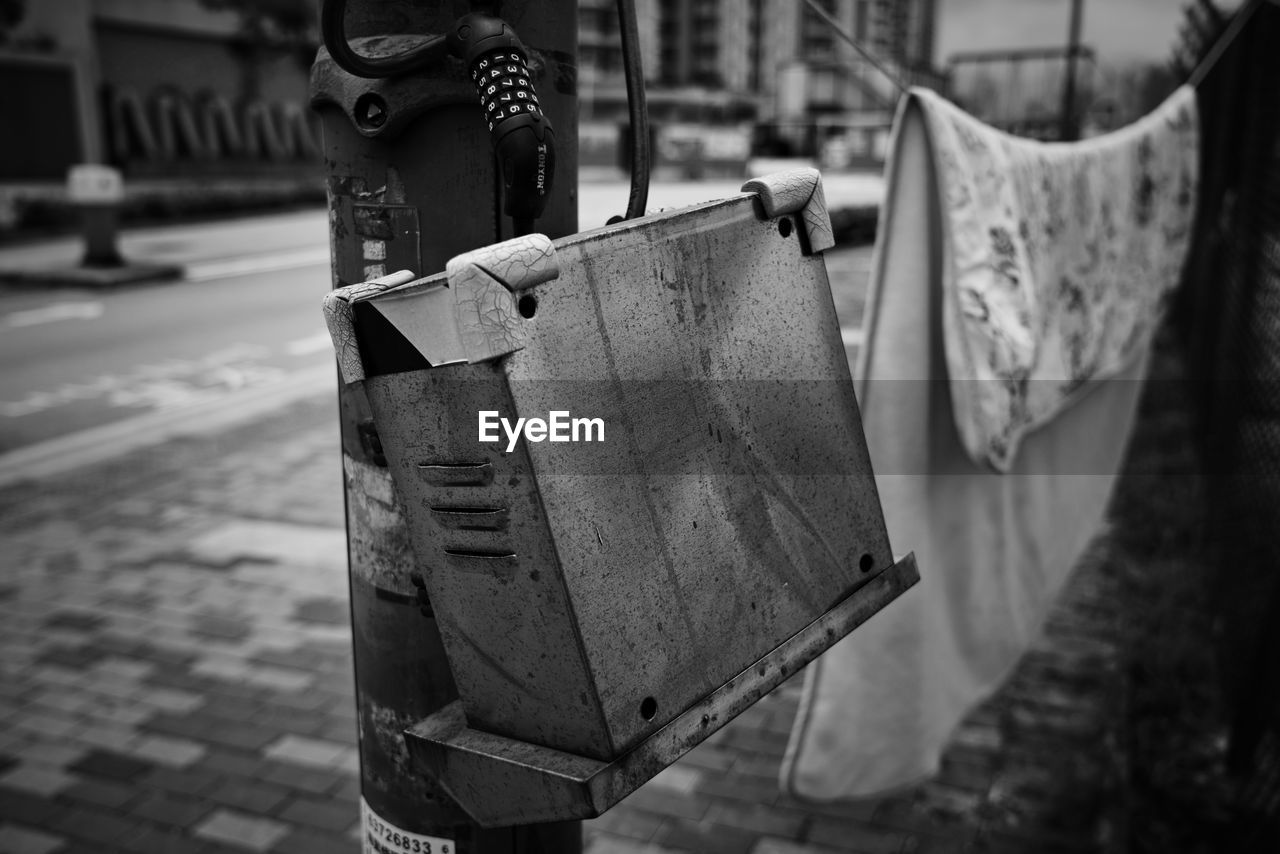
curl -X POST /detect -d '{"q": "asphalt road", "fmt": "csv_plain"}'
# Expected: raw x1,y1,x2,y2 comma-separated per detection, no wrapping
0,184,876,462
0,258,333,454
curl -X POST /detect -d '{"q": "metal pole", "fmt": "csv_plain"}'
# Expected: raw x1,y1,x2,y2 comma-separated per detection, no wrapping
310,2,582,852
1059,0,1084,141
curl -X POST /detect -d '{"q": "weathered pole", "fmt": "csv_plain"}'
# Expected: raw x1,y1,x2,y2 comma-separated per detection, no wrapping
1059,0,1085,141
309,2,582,851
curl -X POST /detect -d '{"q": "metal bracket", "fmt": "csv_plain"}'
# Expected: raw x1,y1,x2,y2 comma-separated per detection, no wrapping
310,34,565,144
323,269,419,384
370,232,558,367
309,41,475,140
323,234,560,383
742,167,836,254
442,232,560,362
403,553,919,827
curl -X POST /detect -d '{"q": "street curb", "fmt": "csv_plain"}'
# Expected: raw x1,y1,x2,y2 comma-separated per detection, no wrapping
0,261,184,289
0,177,326,238
0,364,335,489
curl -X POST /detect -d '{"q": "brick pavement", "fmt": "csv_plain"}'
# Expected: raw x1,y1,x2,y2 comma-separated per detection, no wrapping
0,246,1162,854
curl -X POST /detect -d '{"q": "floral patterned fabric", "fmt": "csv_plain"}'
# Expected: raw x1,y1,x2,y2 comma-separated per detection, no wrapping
919,86,1199,470
781,87,1202,803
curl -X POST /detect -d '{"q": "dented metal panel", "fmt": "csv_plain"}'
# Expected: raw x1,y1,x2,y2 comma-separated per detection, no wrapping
361,365,614,760
498,199,892,756
404,554,917,826
325,169,916,826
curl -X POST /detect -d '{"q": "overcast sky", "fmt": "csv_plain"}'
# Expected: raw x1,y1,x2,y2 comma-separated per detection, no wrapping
934,0,1242,66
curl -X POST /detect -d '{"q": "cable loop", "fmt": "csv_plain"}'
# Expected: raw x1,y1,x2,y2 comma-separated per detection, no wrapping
615,0,651,221
321,0,448,79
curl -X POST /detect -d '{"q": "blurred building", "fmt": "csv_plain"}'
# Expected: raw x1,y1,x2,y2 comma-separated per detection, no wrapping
578,0,660,112
764,0,940,117
576,0,943,172
581,0,942,121
758,0,943,162
0,0,937,191
0,0,318,184
946,46,1097,140
578,0,758,176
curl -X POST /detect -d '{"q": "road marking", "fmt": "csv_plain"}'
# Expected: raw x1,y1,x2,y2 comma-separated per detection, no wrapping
0,364,335,489
285,331,334,356
4,301,105,328
185,247,331,282
0,343,274,417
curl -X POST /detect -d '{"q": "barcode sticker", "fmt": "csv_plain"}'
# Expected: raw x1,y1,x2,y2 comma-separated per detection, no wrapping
361,799,455,854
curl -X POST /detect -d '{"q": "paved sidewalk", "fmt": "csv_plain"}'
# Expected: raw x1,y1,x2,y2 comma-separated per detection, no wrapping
0,244,1172,854
0,399,1136,854
0,398,1137,854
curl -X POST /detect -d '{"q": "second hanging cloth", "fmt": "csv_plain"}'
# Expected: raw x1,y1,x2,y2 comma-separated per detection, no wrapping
781,85,1200,801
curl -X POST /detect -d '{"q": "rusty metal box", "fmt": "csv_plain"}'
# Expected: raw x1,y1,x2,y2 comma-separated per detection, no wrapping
324,169,917,825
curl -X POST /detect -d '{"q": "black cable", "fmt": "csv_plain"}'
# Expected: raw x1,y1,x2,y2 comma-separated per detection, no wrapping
616,0,650,220
321,0,448,79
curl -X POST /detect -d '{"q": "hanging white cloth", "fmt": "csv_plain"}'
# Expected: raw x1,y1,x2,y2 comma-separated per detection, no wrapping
781,85,1199,801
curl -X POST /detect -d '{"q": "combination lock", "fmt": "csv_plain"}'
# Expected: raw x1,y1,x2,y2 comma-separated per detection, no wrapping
450,14,556,228
473,48,542,134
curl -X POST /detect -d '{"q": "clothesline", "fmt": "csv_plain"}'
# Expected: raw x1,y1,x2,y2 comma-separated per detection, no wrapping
1187,0,1262,88
801,0,1262,107
799,0,909,97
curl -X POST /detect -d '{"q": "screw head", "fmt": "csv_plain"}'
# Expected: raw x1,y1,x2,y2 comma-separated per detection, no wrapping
355,93,388,129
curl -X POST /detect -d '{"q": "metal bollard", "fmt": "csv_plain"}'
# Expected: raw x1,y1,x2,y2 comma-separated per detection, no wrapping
67,163,126,268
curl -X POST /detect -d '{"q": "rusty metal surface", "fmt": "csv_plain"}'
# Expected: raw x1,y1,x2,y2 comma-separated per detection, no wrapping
344,450,470,828
360,361,615,760
354,187,898,770
314,0,580,842
403,554,919,826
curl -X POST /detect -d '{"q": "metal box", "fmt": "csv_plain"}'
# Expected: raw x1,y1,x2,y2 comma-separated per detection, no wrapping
323,169,918,825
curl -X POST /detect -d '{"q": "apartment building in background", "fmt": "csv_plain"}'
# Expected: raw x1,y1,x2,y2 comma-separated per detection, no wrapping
577,0,942,171
757,0,942,160
0,0,938,188
0,0,318,185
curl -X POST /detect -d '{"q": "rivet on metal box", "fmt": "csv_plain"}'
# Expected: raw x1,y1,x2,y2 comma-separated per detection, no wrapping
322,166,919,827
